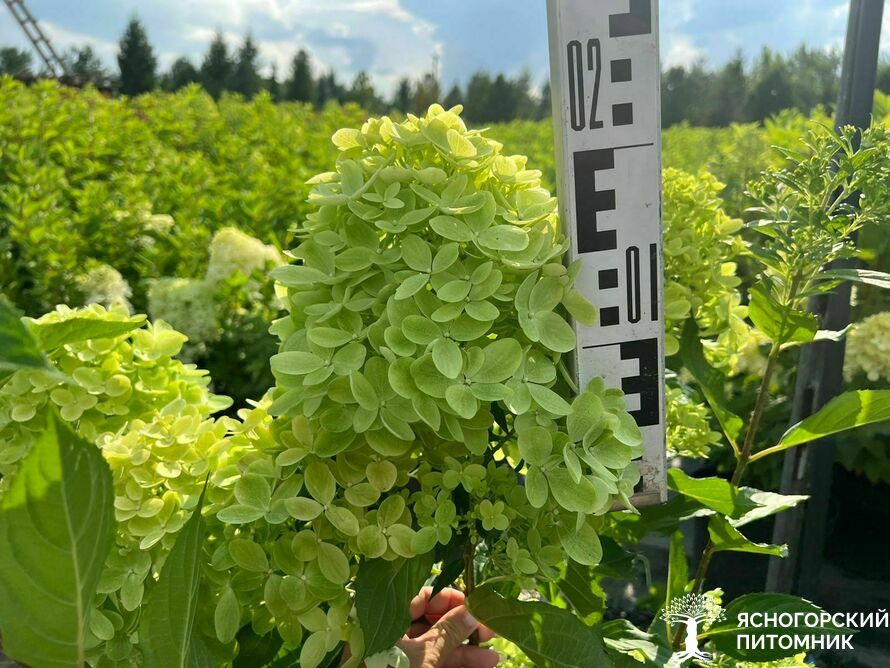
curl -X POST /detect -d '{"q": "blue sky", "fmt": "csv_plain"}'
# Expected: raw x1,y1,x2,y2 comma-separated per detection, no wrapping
1,0,887,93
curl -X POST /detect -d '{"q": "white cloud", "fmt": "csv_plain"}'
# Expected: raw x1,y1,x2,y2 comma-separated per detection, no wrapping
184,27,242,45
168,0,442,94
662,0,697,31
663,36,705,69
41,21,118,60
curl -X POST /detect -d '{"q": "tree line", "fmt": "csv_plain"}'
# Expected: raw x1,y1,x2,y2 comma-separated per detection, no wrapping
1,16,890,127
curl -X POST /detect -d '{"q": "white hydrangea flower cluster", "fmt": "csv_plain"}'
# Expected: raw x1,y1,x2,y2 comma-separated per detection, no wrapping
147,228,284,348
141,212,175,235
147,277,219,346
844,312,890,383
205,227,284,286
711,327,770,378
77,263,133,311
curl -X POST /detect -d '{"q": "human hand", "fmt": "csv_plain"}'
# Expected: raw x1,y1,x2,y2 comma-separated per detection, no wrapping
397,587,499,668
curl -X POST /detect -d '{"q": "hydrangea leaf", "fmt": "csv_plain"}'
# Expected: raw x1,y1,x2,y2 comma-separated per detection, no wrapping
141,490,207,668
0,412,114,667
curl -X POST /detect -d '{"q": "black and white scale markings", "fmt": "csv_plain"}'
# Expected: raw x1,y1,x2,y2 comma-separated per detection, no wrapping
547,0,666,504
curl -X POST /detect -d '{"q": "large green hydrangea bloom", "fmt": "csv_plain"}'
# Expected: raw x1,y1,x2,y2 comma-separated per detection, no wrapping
209,105,644,666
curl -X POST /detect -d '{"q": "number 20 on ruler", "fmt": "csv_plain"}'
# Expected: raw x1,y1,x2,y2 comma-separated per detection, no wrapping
547,0,666,503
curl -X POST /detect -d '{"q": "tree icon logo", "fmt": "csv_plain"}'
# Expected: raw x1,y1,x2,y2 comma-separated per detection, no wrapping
661,592,725,665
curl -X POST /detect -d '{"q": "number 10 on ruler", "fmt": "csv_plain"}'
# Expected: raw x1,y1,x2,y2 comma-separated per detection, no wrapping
547,0,666,504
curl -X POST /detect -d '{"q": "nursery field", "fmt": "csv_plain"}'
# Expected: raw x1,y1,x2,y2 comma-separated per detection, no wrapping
2,76,890,668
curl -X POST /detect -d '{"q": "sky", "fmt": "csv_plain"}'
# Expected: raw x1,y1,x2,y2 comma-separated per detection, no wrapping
1,0,888,94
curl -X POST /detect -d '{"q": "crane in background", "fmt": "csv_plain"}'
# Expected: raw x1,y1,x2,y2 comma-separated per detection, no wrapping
3,0,67,79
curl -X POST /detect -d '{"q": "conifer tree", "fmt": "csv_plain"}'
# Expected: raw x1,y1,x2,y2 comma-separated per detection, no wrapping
164,57,199,91
0,48,32,78
391,78,412,112
285,49,315,102
232,34,263,98
117,16,156,95
348,71,380,111
443,83,463,109
200,32,233,99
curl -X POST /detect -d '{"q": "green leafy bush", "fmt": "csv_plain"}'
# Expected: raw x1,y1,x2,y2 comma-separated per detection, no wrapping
0,78,361,315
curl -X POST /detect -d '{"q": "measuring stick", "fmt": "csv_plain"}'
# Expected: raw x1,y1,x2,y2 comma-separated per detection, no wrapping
547,0,666,504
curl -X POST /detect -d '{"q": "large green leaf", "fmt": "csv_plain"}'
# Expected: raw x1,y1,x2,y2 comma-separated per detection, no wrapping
702,593,847,662
821,268,890,290
667,469,758,518
748,284,818,344
429,556,464,599
679,319,743,444
0,411,115,666
269,643,345,668
31,315,146,351
354,553,434,657
468,585,612,668
0,297,49,372
773,390,890,451
559,561,605,618
558,539,638,618
591,538,638,580
667,469,806,525
731,489,808,527
708,515,787,557
141,489,208,668
187,632,223,668
601,619,672,667
607,495,713,541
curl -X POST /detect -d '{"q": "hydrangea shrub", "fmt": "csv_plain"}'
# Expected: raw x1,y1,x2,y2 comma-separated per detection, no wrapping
0,304,234,664
662,168,747,356
206,104,644,665
148,227,284,350
146,227,285,404
147,277,220,346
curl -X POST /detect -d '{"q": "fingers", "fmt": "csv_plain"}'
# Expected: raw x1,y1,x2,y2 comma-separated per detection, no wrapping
417,604,479,663
408,619,496,649
408,621,431,638
474,624,496,643
407,586,495,644
423,589,466,623
442,646,501,668
409,586,466,622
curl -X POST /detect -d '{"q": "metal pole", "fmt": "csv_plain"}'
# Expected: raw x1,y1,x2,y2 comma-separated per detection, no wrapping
766,0,885,597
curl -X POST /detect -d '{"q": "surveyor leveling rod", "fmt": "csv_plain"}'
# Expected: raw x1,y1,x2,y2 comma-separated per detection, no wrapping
547,0,666,504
